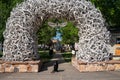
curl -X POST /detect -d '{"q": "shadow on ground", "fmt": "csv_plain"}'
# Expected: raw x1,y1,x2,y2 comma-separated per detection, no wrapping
39,52,69,72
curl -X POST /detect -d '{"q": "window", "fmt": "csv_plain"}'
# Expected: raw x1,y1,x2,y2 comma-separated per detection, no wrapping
116,38,120,44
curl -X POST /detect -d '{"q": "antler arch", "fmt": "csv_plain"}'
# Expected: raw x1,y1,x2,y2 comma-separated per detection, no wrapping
3,0,111,62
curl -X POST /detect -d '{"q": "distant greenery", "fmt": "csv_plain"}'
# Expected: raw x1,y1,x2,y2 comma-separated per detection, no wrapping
0,0,24,42
90,0,120,27
62,52,72,62
37,21,55,44
37,20,79,45
0,51,3,57
38,50,52,62
61,22,79,44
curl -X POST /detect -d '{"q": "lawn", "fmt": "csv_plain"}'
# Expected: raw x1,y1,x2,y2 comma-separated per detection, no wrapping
38,50,52,63
62,52,72,62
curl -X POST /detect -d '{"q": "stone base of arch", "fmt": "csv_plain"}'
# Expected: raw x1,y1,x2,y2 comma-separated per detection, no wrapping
72,57,120,72
0,60,41,72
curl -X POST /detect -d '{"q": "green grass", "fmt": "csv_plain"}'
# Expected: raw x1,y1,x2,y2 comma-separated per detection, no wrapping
0,51,3,57
62,52,72,62
38,50,52,63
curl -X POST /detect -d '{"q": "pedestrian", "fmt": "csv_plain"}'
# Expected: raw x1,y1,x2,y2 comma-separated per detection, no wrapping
72,49,76,57
49,47,53,56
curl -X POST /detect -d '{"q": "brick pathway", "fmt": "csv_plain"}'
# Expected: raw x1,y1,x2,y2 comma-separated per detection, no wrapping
0,53,120,80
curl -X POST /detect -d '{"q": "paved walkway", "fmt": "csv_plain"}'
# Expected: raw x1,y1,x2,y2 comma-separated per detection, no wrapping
0,53,120,80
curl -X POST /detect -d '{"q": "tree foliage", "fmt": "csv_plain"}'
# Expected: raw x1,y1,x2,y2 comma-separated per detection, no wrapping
90,0,120,27
37,21,55,44
37,19,79,45
0,0,24,42
61,22,79,44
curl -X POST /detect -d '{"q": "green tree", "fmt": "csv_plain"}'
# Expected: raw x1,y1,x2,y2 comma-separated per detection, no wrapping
37,21,55,44
90,0,120,27
61,22,79,44
37,20,79,45
0,0,24,42
0,1,8,42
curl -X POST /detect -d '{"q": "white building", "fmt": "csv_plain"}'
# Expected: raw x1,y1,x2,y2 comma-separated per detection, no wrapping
110,28,120,55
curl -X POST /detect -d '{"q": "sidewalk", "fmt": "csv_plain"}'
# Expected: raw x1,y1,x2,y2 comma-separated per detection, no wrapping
0,52,120,80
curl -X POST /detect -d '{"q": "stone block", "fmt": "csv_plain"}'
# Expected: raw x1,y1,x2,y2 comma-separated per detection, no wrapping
107,64,115,71
5,64,14,72
114,64,120,70
19,65,27,72
79,65,86,72
31,65,39,72
27,64,32,72
87,64,97,71
0,60,41,72
0,65,5,72
72,58,120,72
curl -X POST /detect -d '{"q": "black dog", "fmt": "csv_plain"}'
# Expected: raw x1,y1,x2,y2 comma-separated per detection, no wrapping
52,61,59,73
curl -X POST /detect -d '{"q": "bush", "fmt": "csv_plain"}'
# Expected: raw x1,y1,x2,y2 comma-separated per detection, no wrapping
38,50,52,63
0,51,3,57
62,52,72,62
